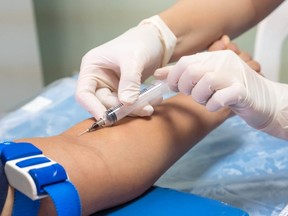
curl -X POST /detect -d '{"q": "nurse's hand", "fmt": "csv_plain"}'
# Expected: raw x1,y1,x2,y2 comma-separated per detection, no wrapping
76,15,176,119
155,49,288,140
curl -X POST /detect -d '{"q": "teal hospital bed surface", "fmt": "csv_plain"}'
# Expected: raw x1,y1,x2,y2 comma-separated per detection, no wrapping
96,187,248,216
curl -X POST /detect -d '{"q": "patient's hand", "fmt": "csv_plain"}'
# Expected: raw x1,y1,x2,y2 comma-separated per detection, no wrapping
208,35,261,74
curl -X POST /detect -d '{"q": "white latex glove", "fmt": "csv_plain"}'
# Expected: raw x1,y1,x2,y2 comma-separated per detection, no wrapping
76,15,176,119
154,50,288,140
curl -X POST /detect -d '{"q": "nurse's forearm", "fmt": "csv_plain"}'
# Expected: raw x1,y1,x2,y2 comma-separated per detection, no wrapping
160,0,284,61
8,94,231,215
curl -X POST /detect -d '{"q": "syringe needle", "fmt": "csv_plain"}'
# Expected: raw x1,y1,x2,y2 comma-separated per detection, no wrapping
78,120,103,137
79,80,170,136
78,129,89,137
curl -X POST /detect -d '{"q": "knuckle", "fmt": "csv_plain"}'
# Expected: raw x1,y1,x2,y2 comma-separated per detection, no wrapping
202,72,216,84
177,56,191,68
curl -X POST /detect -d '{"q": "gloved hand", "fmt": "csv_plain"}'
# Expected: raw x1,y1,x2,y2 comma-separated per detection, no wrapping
155,50,288,140
76,15,177,119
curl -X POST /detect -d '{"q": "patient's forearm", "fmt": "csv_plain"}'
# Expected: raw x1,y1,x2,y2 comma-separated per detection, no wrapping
10,94,230,215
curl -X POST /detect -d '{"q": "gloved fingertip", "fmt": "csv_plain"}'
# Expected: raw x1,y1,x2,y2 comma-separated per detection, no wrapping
75,92,107,120
129,105,154,117
90,111,103,120
86,102,107,120
182,91,191,96
119,92,139,104
155,66,177,91
206,104,220,112
138,105,154,117
81,104,105,120
153,67,169,79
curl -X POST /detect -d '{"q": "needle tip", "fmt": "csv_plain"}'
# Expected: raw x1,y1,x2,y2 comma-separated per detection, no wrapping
78,129,89,137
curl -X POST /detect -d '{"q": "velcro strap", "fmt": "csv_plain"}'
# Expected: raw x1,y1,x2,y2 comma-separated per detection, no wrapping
1,141,82,216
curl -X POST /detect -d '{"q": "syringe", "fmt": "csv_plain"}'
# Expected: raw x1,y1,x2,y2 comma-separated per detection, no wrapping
78,80,170,136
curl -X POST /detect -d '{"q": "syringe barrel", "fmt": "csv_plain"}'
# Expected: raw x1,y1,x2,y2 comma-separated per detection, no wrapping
103,80,170,126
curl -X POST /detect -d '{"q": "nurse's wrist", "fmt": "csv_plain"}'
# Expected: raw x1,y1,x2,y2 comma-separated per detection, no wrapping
139,15,177,66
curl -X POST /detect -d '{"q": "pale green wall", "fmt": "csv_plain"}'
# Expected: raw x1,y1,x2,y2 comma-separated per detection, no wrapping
33,0,176,85
281,39,288,83
33,1,288,85
233,27,288,84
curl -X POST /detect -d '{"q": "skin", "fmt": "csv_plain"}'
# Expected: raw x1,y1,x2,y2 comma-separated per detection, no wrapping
2,95,231,216
159,0,284,61
1,37,260,216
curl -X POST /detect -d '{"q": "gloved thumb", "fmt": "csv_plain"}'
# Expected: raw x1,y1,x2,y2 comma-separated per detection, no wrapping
118,62,144,104
129,95,163,117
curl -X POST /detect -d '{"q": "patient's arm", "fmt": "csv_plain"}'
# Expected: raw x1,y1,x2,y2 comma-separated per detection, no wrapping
2,36,259,216
2,94,231,216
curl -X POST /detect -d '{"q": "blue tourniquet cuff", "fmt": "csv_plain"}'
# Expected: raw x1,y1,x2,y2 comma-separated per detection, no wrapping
1,141,82,216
